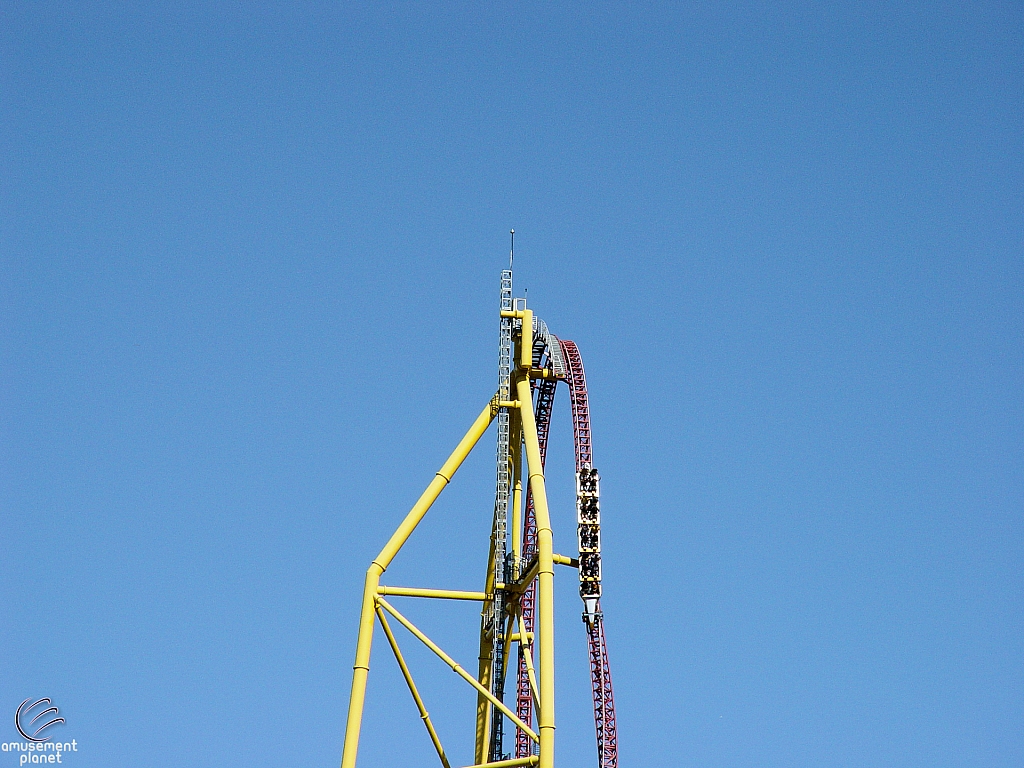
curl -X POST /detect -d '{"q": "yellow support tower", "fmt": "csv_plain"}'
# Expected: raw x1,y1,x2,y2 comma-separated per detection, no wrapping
339,266,583,768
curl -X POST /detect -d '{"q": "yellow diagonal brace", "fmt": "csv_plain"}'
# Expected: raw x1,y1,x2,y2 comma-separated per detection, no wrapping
500,607,516,693
520,635,540,712
374,397,499,571
376,598,539,743
375,607,451,768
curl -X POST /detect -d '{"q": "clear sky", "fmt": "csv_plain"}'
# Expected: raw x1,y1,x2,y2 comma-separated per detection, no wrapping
2,3,1021,767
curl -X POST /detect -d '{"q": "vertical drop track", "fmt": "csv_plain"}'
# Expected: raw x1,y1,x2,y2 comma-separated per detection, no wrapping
511,339,619,768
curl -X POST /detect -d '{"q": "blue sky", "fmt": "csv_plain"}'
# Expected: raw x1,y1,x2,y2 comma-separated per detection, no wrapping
2,2,1021,766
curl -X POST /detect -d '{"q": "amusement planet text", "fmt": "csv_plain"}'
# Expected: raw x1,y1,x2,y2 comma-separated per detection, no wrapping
2,741,78,765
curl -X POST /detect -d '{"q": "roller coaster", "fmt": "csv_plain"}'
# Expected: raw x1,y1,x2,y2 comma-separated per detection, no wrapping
339,255,619,768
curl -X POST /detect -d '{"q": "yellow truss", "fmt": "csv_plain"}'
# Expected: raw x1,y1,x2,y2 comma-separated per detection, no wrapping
340,309,561,768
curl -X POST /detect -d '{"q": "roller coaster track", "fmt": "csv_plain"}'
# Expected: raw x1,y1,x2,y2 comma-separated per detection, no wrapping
338,268,619,768
511,334,619,768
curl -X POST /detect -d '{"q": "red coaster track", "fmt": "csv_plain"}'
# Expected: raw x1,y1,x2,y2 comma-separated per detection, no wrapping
513,339,619,768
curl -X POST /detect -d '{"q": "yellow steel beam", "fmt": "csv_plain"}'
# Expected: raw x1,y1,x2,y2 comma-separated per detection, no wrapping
515,558,539,590
474,518,497,763
513,552,577,591
520,632,541,712
527,368,558,379
377,598,540,743
340,398,497,768
460,757,539,768
516,339,557,768
375,607,451,768
374,397,498,571
510,408,523,580
499,607,516,691
518,309,533,370
377,586,488,601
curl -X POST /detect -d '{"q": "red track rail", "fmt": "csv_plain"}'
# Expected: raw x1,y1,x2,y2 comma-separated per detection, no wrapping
513,340,619,768
561,340,618,768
